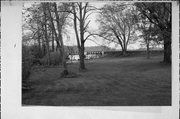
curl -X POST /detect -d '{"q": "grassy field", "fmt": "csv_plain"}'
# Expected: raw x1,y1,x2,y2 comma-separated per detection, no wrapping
22,55,171,106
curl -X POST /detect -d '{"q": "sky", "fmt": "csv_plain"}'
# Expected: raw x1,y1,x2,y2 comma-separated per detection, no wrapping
23,2,143,50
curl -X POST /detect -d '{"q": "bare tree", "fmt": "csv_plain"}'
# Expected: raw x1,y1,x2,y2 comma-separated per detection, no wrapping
23,3,70,76
97,3,138,56
47,2,70,76
138,22,154,59
42,3,51,65
71,2,95,70
23,3,54,59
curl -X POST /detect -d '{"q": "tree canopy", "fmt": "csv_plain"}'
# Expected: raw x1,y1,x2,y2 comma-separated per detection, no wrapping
135,2,171,63
97,3,139,55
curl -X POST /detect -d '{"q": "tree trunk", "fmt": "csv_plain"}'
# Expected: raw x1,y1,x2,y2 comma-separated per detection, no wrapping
163,40,171,63
122,48,127,56
72,2,86,71
47,4,59,52
79,44,86,70
58,35,68,76
42,40,46,57
146,40,150,59
121,43,127,56
52,30,55,52
37,38,41,57
43,3,50,65
121,33,127,56
79,43,86,70
37,27,41,58
53,3,68,76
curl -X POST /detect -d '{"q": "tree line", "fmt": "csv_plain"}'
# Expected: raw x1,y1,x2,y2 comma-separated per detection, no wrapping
22,2,172,77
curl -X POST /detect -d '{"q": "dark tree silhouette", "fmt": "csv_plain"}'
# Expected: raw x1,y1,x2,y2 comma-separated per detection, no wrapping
136,3,171,63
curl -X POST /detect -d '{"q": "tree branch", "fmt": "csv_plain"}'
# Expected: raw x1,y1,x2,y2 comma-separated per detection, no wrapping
83,20,91,31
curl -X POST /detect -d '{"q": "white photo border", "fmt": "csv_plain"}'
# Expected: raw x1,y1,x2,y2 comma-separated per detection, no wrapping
1,1,179,119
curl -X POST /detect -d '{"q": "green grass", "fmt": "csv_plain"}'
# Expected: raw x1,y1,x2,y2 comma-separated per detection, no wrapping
22,55,171,106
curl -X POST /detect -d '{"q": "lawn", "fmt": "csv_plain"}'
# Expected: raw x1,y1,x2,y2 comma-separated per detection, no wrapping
22,55,171,106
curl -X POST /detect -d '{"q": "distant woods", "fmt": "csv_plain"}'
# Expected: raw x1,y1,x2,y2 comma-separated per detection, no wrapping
22,2,172,79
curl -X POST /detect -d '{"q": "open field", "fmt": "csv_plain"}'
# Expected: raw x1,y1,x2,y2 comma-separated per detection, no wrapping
22,55,171,106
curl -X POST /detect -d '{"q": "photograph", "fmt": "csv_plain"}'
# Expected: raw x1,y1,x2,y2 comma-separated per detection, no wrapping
22,2,172,106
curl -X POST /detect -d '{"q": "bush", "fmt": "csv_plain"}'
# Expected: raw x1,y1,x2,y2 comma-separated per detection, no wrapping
22,45,34,81
39,51,63,65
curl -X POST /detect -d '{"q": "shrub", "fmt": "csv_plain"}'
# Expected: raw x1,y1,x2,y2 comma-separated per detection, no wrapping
22,45,34,81
39,51,63,65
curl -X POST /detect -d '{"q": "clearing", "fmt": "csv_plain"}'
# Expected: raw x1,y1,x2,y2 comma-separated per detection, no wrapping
22,55,171,106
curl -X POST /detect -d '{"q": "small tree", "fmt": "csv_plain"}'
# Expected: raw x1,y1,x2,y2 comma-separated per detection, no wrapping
138,18,160,59
42,3,51,65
